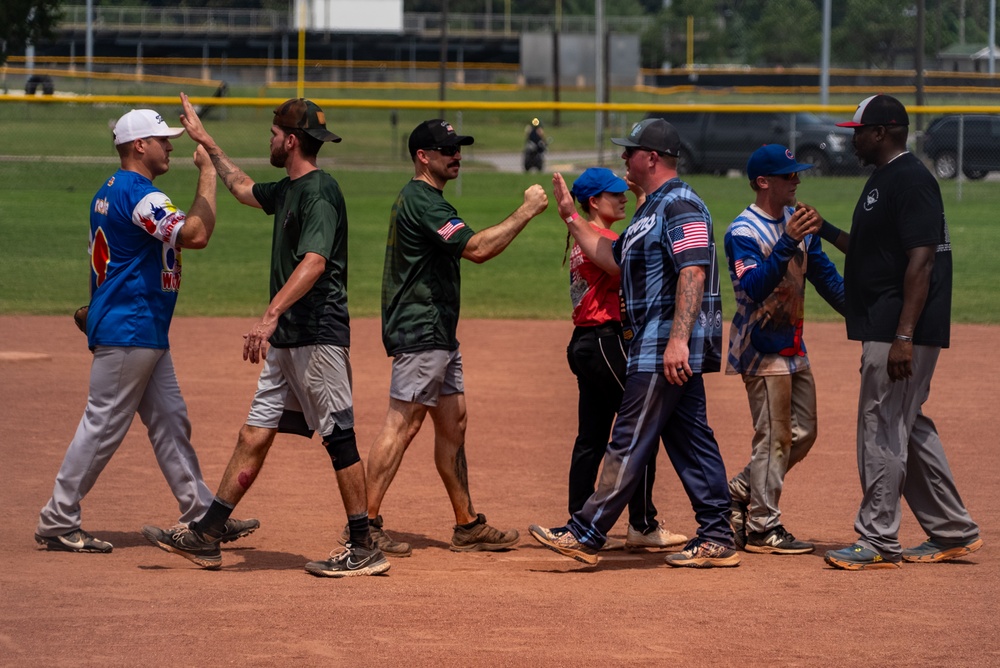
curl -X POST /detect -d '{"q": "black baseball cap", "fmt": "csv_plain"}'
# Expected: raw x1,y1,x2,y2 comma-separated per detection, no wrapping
836,94,909,128
611,118,682,157
272,98,342,142
408,119,475,158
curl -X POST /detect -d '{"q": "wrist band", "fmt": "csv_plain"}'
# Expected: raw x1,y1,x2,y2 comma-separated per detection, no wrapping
564,212,580,225
819,220,842,243
895,334,913,342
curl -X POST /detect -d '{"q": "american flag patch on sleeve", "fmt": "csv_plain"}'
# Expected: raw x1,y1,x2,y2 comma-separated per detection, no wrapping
734,258,757,278
437,219,466,240
668,221,709,254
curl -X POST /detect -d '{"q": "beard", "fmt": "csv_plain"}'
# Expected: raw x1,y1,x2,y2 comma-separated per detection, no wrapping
270,143,288,168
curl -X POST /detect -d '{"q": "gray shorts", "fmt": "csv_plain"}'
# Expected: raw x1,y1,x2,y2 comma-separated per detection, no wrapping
246,344,354,438
390,349,464,406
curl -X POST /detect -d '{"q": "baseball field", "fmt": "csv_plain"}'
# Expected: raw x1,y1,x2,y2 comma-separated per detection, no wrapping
1,316,995,666
1,116,997,665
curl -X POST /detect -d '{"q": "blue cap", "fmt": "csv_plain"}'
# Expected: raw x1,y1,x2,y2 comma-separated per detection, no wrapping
570,167,629,203
746,144,814,181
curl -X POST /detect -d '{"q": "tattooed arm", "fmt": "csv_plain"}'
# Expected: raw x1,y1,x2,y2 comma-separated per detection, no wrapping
663,265,705,385
178,92,261,209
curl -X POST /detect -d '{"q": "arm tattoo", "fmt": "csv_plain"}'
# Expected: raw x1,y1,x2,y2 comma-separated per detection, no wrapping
672,268,704,342
209,149,250,195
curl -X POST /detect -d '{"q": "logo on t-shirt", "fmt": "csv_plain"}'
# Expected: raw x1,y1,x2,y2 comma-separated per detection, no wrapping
864,188,879,212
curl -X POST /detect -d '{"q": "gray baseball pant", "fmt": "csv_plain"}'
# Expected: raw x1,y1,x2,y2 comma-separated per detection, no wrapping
853,341,979,558
37,346,213,536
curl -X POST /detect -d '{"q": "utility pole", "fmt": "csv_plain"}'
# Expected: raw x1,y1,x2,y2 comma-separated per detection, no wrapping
595,0,605,165
439,0,449,116
553,0,561,127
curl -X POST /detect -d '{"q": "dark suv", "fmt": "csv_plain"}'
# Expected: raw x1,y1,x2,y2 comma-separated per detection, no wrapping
922,114,1000,180
644,111,858,176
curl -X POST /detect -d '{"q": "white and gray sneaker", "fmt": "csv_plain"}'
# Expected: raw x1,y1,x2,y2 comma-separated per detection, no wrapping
35,529,113,553
305,542,391,578
625,522,687,551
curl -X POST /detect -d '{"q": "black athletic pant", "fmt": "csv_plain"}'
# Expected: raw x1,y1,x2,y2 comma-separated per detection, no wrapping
566,323,658,532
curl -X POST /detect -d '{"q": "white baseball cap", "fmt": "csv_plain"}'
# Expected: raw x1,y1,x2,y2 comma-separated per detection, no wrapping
113,109,184,145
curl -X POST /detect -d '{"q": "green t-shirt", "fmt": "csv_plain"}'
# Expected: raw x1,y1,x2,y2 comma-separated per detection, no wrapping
252,170,350,348
381,179,475,355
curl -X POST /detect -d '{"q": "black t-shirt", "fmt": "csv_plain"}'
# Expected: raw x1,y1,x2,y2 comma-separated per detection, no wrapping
252,170,350,348
844,152,951,347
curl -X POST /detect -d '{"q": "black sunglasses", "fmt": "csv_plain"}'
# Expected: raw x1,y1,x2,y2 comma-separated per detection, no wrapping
771,172,799,181
425,145,461,156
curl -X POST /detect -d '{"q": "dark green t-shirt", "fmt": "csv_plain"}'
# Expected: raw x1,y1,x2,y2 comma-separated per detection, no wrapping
252,170,350,348
381,179,475,355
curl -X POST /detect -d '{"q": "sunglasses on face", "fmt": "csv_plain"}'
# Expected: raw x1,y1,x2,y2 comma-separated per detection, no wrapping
426,146,461,156
768,172,798,181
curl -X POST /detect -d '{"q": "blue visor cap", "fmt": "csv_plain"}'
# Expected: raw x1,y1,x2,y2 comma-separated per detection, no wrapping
570,167,629,203
746,144,814,181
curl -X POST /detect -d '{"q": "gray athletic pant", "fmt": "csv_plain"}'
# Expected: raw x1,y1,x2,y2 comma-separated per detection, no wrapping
853,341,979,559
729,368,818,534
37,346,213,536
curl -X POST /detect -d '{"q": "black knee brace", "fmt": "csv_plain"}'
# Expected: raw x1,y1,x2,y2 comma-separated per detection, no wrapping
323,425,360,471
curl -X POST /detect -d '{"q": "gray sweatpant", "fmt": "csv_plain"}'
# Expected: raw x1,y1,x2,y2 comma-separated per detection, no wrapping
853,341,979,558
36,346,213,536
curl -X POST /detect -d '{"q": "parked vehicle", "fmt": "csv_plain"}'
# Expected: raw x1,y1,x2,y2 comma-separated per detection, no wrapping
643,110,858,176
922,114,1000,180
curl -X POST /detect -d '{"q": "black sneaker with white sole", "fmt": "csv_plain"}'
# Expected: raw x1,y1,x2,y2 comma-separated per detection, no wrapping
35,529,113,553
141,524,222,569
305,542,391,578
745,525,814,555
217,518,260,544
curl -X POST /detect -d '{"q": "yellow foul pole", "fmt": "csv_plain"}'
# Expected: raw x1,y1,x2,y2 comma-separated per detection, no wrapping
687,15,694,68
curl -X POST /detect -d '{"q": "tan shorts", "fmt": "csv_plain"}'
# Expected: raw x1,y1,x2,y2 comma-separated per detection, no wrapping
246,344,353,438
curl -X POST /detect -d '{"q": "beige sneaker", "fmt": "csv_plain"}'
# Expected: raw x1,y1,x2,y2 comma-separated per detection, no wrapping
625,522,688,551
601,537,626,551
450,513,519,552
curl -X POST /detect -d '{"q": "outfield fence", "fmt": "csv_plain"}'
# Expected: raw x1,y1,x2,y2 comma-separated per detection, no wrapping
3,94,1000,198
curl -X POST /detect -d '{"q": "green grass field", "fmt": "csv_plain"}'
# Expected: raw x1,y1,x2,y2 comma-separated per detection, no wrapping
2,157,998,324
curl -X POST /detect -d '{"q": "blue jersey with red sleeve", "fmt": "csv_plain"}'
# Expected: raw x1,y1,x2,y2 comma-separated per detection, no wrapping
87,169,187,349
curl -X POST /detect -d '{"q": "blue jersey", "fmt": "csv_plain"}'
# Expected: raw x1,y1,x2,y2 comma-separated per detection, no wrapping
87,169,187,349
724,204,845,376
612,178,723,375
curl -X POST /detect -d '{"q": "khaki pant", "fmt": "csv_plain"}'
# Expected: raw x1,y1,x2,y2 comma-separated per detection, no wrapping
729,368,817,534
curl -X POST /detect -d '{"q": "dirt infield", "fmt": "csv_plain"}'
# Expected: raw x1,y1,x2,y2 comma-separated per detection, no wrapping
1,316,995,667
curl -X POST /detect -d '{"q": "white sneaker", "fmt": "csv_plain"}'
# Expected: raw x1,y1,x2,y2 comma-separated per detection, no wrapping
625,522,688,550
